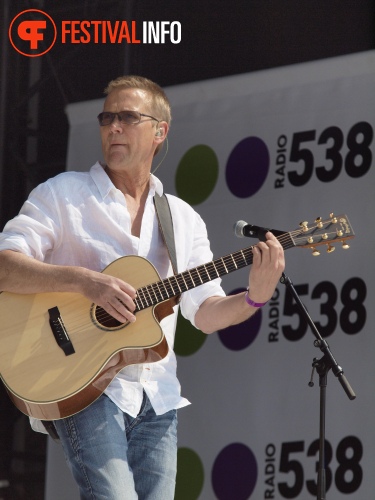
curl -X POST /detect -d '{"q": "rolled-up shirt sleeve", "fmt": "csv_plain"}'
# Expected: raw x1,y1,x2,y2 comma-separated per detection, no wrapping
175,207,226,328
0,181,61,261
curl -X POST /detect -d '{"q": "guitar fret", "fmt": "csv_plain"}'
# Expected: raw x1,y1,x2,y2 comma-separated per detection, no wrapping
236,252,243,265
155,282,166,301
233,252,242,267
147,285,158,304
144,287,152,306
240,249,247,264
194,268,204,284
230,254,238,269
212,261,220,277
178,273,189,292
174,275,186,293
206,262,218,280
168,276,178,297
184,270,196,288
220,257,229,274
210,262,218,278
171,276,182,294
136,290,146,310
159,288,167,301
163,278,173,298
144,287,152,302
160,280,171,299
201,264,210,281
223,256,234,272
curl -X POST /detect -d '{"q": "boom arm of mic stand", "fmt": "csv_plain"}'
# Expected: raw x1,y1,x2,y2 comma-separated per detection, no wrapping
279,273,356,400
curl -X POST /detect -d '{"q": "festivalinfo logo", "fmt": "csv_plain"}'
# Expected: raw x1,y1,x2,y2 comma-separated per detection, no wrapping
9,9,182,57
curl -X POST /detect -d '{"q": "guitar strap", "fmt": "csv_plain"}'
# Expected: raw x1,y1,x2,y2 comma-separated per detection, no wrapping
42,193,179,441
42,419,60,442
153,193,179,276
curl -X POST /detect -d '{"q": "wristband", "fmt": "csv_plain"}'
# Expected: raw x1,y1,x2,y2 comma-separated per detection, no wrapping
245,290,268,308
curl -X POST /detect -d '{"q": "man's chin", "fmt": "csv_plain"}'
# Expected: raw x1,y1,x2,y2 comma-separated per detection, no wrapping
106,152,128,167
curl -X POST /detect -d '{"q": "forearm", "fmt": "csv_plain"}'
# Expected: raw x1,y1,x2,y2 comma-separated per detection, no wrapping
195,232,285,334
0,249,137,324
0,250,85,294
194,292,258,334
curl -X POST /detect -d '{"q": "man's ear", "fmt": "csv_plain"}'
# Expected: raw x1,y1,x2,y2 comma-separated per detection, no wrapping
154,122,168,141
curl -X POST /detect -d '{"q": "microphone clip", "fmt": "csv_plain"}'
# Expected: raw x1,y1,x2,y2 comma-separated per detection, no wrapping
233,220,286,241
252,227,269,242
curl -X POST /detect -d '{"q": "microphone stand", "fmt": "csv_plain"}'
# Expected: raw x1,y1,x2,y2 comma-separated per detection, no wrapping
279,272,356,500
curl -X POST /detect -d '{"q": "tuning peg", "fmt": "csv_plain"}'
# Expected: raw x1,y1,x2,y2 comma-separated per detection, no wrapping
342,241,350,250
330,213,337,224
300,221,309,232
326,244,335,253
311,247,320,256
315,217,323,229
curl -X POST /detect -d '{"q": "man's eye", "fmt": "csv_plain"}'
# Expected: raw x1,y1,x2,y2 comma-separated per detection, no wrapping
121,111,139,122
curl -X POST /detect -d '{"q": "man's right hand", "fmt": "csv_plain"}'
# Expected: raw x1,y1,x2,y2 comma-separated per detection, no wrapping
79,268,137,324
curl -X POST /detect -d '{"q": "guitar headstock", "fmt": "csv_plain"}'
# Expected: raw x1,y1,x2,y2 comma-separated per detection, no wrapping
289,213,354,255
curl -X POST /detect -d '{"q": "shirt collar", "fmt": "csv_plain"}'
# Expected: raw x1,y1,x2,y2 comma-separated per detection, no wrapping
90,162,164,200
90,162,115,199
149,173,164,197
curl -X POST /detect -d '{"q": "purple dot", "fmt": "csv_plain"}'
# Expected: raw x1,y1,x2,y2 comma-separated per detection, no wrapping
212,443,258,499
218,288,262,350
226,137,270,198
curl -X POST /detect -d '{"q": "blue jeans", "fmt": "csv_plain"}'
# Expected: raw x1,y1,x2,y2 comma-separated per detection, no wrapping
54,392,177,500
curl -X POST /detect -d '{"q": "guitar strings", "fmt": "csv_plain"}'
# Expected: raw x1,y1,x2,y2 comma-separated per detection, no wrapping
92,232,291,327
87,223,338,328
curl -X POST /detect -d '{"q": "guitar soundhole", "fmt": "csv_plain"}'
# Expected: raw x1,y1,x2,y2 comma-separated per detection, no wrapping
91,305,128,331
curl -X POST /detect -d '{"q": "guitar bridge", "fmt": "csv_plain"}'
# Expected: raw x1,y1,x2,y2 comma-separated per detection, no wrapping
48,306,75,356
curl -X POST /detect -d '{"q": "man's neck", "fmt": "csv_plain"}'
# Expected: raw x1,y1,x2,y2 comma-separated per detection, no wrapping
104,165,151,237
105,165,150,199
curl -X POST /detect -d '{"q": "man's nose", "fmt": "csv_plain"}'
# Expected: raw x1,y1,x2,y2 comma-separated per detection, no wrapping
109,115,123,131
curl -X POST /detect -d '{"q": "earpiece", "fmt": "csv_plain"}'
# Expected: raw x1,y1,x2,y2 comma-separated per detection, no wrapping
155,128,163,137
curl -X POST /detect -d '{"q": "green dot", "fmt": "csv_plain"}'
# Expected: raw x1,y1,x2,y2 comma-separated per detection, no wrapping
174,309,207,356
175,145,219,205
175,448,204,500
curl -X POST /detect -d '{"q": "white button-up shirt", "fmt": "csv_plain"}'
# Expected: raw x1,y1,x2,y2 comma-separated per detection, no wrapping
0,162,225,430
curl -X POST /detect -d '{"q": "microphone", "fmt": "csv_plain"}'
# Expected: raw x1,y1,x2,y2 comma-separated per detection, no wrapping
234,220,286,241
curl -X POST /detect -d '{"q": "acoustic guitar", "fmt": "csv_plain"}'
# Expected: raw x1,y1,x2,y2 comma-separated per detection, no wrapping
0,214,354,420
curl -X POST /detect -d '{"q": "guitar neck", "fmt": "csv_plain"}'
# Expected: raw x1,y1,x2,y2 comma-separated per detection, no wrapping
134,232,295,312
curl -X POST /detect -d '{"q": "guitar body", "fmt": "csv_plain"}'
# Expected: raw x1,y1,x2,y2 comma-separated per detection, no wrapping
0,256,171,420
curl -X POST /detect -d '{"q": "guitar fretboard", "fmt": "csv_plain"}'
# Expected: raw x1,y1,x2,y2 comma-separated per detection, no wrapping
134,233,295,312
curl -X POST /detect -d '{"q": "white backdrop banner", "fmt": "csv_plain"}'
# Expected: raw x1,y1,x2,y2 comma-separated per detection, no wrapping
46,50,375,499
